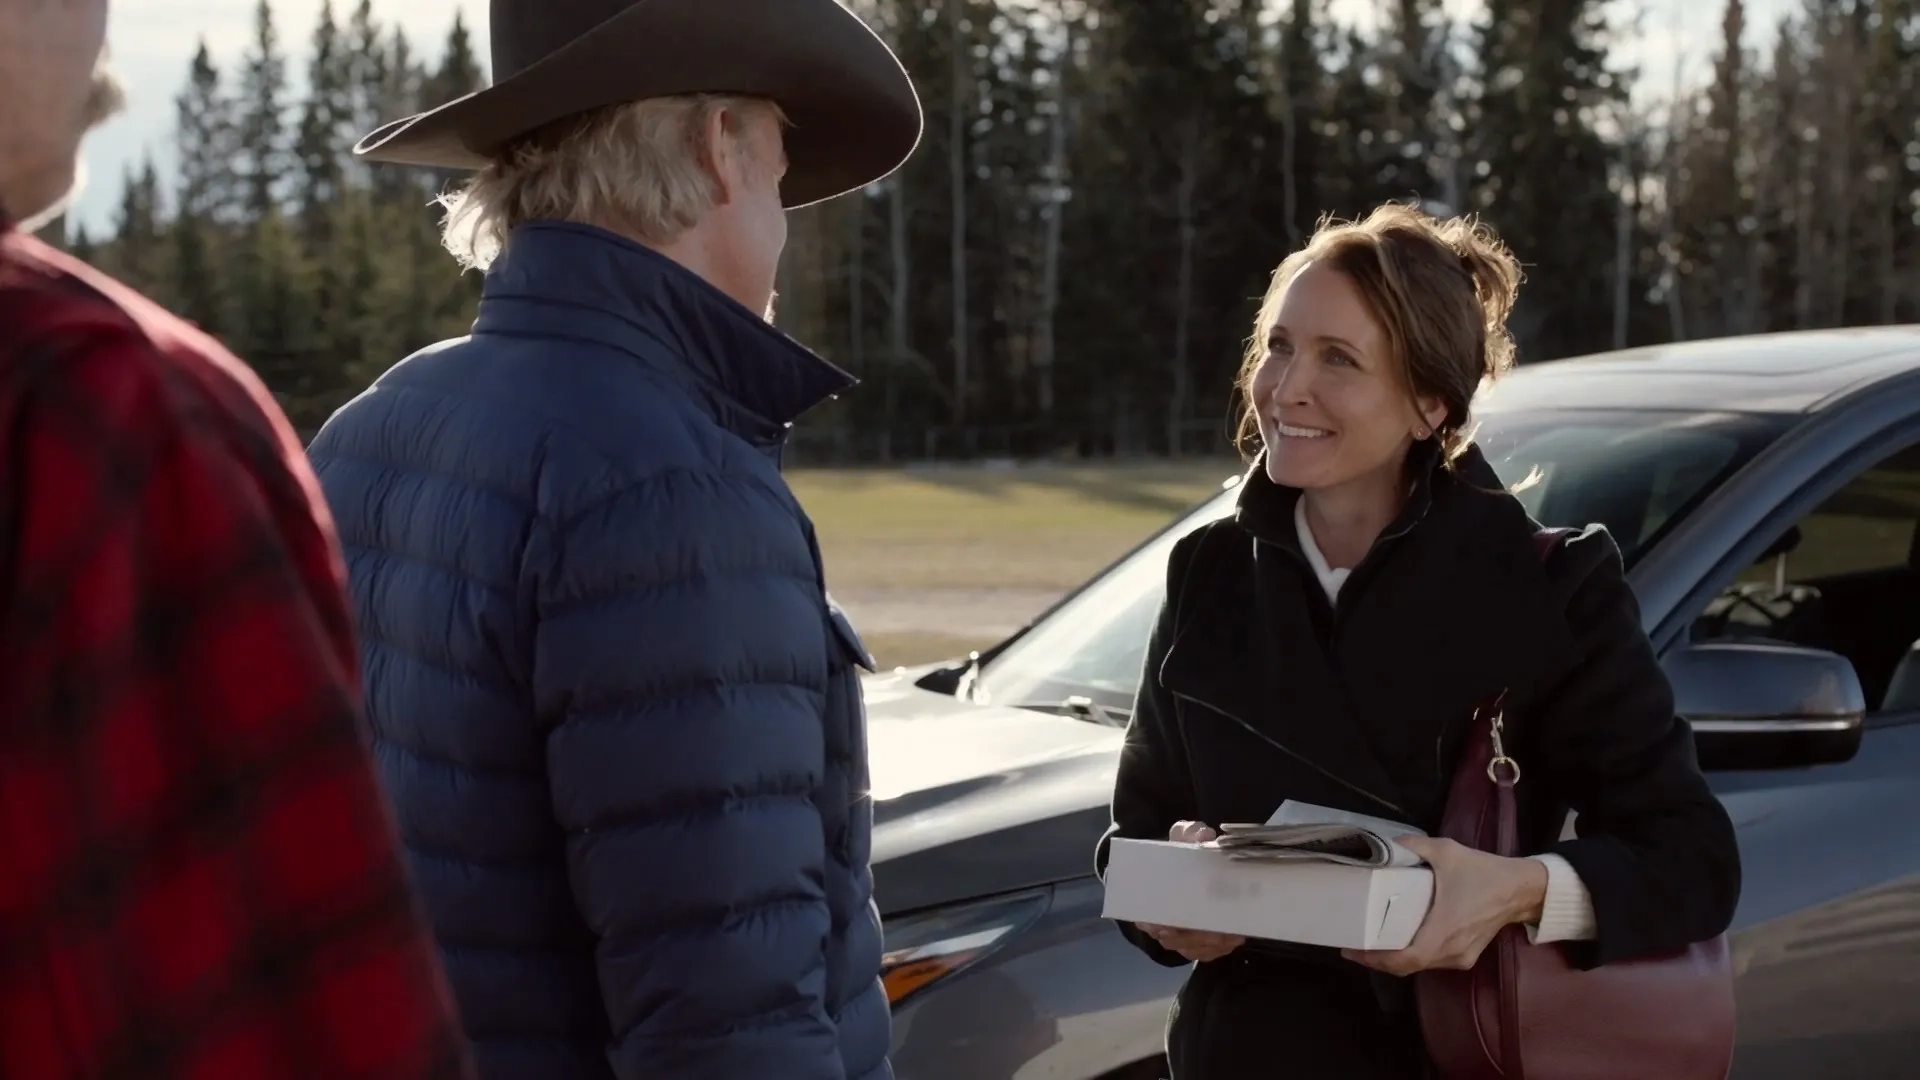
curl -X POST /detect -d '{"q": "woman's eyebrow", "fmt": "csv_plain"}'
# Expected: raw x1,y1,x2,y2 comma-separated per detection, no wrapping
1273,327,1364,354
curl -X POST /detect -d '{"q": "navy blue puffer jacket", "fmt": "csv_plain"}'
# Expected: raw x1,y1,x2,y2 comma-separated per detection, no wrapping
308,222,890,1080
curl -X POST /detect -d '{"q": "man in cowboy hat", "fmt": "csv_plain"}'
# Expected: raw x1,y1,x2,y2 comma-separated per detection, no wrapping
306,2,920,1079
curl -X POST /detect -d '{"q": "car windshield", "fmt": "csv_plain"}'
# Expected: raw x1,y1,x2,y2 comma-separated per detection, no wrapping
970,408,1787,717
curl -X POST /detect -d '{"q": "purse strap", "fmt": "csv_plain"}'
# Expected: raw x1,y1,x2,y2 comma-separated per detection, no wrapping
1468,526,1574,848
1474,526,1573,1078
1443,522,1566,1076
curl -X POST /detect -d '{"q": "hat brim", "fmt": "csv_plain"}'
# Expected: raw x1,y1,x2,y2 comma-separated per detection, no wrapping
352,0,922,209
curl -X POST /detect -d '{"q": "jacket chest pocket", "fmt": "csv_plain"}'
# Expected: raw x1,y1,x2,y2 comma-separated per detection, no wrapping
825,594,877,673
823,597,877,861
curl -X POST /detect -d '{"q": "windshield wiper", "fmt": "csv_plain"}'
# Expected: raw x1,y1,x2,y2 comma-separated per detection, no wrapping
955,652,984,702
1004,695,1131,728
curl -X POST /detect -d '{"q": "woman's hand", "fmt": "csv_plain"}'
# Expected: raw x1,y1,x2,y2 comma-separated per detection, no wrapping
1135,821,1247,963
1341,835,1548,976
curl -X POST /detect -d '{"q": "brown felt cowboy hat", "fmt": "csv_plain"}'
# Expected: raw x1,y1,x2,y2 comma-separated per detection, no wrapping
352,0,922,209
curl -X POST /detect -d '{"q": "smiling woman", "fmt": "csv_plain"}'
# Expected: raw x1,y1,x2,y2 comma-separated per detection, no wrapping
1238,206,1521,567
1096,202,1741,1080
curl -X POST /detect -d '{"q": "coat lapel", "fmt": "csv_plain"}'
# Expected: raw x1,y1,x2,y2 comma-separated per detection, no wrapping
1159,527,1413,818
1337,472,1581,824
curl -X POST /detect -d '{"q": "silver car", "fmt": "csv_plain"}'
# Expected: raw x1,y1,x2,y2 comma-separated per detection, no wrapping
866,326,1920,1080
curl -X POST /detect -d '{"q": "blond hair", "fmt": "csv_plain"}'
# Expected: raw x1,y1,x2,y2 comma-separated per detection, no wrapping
437,94,785,271
1235,203,1524,462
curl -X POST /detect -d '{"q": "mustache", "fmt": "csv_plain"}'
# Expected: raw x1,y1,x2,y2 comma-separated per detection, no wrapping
83,56,127,131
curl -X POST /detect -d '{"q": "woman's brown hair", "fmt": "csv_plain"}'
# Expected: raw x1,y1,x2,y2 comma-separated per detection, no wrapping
1233,203,1523,463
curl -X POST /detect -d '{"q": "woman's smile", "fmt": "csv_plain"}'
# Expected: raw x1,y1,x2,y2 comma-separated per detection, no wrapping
1274,420,1333,439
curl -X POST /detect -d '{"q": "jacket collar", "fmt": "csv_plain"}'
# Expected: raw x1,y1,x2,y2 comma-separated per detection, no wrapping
473,220,856,443
1234,436,1468,553
1161,439,1565,824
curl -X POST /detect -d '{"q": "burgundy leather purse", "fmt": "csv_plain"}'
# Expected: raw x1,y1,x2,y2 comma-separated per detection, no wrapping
1414,530,1736,1080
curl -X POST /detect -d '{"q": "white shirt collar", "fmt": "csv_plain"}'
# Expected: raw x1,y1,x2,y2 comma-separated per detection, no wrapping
1294,496,1350,603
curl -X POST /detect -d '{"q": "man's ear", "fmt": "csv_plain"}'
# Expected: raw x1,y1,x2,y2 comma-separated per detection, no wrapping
700,105,740,206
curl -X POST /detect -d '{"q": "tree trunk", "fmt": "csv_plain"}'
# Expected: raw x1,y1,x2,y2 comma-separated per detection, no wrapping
1278,91,1301,246
1829,76,1852,325
1035,10,1072,420
947,0,969,426
1433,28,1463,216
1170,116,1202,457
1612,110,1633,350
1661,104,1687,342
887,180,910,462
1881,192,1900,324
1794,121,1814,329
848,200,865,370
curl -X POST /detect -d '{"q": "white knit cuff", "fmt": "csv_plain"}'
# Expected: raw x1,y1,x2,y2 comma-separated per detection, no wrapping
1525,852,1598,944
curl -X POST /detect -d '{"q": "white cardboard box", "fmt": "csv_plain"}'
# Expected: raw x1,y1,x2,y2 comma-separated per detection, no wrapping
1100,837,1435,951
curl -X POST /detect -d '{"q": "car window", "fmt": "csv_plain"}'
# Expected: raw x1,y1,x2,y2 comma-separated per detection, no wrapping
1747,444,1920,581
1479,415,1751,558
975,410,1782,717
1694,440,1920,710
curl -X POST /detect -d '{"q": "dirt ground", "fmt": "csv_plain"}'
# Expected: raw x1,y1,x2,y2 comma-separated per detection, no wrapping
832,586,1064,668
787,459,1239,667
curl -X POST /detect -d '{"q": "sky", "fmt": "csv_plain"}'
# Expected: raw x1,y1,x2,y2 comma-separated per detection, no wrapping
68,0,1797,235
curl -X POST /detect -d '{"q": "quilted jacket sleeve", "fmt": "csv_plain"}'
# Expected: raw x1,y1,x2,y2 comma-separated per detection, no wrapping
530,468,843,1080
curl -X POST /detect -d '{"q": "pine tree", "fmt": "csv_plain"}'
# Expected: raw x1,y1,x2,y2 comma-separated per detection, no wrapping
1751,16,1810,330
1320,29,1391,217
1276,0,1324,246
333,189,391,386
420,12,487,198
1672,0,1756,336
1380,0,1447,204
172,41,233,333
69,224,96,263
1469,0,1626,359
1860,0,1917,322
102,158,165,297
234,206,323,425
175,42,236,221
424,9,483,107
342,0,386,191
296,0,352,244
369,28,428,207
235,0,291,220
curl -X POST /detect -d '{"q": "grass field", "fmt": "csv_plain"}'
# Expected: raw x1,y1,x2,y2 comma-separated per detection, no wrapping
788,459,1241,667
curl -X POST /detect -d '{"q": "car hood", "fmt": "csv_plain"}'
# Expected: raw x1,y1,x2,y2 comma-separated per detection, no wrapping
862,671,1124,915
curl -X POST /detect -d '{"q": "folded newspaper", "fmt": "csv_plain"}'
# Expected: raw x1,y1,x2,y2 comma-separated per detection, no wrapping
1204,800,1428,869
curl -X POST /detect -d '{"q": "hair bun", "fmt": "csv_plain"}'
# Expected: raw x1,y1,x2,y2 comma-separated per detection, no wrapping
1443,218,1522,378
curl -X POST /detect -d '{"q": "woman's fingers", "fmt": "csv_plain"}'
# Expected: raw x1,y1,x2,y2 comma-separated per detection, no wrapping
1169,820,1218,844
1156,927,1245,962
1342,841,1540,975
1146,822,1243,961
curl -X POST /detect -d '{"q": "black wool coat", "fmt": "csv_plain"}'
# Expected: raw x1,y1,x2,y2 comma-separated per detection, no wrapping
1094,444,1742,1080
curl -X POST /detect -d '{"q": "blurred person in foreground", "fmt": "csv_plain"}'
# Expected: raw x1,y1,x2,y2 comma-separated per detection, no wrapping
304,1,921,1078
1095,204,1740,1077
0,1,473,1078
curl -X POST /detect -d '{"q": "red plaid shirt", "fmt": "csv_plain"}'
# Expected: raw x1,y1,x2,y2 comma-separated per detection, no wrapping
0,223,474,1080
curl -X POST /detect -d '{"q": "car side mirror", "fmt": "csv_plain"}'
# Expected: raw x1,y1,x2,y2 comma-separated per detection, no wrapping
1665,641,1865,771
